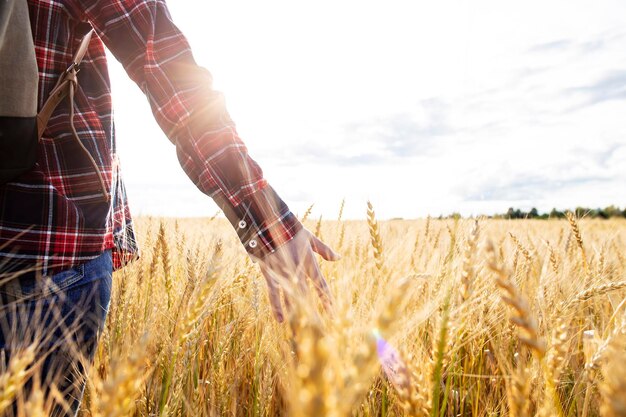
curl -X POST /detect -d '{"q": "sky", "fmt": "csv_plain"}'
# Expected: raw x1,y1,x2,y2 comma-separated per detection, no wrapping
107,0,626,220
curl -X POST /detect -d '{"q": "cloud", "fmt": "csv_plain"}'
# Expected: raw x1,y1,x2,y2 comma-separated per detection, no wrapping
340,98,454,159
458,139,623,204
528,39,573,53
464,175,608,202
527,30,626,56
277,143,391,167
580,30,626,53
567,70,626,107
570,142,626,167
512,31,626,115
260,98,457,167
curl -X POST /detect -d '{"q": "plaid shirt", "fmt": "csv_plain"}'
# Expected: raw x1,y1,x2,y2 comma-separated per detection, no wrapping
0,0,302,276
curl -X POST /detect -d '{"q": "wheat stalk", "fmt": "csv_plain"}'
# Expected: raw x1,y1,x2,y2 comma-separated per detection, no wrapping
487,240,546,357
301,203,314,223
337,198,345,222
20,384,46,417
314,215,323,240
585,312,626,372
599,334,626,417
544,317,569,404
460,219,480,303
573,280,626,304
566,211,590,277
508,365,531,417
558,280,626,315
547,241,559,275
157,221,173,309
0,345,36,414
367,201,385,271
375,278,432,417
94,338,149,417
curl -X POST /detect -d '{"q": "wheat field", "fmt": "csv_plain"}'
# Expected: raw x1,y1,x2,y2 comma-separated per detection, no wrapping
2,204,626,416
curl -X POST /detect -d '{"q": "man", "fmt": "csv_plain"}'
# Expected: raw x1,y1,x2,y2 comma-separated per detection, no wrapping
0,0,339,414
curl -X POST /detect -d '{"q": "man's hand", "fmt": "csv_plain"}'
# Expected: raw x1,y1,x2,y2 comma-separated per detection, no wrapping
254,228,340,322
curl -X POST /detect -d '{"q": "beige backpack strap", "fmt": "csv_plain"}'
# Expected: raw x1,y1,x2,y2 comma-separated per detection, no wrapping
36,29,110,203
70,28,94,68
37,29,94,138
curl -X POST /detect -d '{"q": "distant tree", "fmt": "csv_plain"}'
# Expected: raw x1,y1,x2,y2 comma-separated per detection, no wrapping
589,208,600,218
596,208,607,219
549,208,564,218
506,207,515,219
574,207,588,218
603,205,621,218
483,206,624,220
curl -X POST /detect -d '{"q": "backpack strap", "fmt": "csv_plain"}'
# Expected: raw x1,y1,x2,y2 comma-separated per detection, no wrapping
36,29,111,203
36,29,94,139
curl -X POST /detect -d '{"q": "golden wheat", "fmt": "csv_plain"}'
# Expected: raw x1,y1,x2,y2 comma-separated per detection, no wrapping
1,205,625,417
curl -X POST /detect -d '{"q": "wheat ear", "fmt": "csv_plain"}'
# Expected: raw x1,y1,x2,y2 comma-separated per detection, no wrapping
599,334,626,417
460,219,480,303
95,339,149,417
0,345,36,414
566,212,590,277
301,203,314,222
487,240,546,357
367,200,384,271
157,221,173,309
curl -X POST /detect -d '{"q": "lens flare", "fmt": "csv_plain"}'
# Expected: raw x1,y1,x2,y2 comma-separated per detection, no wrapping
372,328,407,389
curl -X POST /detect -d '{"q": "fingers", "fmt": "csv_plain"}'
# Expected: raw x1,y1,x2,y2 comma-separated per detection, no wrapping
258,229,340,323
309,233,341,261
303,249,334,314
264,261,299,320
260,264,284,323
294,257,310,296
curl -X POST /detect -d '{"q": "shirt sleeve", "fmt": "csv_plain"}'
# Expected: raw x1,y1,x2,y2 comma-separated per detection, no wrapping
70,0,302,258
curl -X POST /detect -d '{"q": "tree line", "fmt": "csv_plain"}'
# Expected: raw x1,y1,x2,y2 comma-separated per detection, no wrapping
430,206,626,220
495,206,626,220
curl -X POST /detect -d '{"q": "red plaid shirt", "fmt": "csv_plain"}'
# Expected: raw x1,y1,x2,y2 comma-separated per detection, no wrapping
0,0,302,276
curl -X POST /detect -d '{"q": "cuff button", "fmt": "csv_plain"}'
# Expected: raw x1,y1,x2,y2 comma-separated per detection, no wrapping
238,220,247,229
248,239,257,248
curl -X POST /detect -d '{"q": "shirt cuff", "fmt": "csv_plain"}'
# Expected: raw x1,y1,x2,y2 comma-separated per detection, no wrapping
213,184,303,259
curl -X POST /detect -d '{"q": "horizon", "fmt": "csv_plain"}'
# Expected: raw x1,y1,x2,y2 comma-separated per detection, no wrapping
131,203,626,221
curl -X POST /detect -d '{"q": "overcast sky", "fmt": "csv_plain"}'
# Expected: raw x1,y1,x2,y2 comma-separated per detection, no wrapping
108,0,626,219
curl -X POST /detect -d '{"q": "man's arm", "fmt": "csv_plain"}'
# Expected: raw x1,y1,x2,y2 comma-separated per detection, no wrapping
70,0,341,322
69,0,301,258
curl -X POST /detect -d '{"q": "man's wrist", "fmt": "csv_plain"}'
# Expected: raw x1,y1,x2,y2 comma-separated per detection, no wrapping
214,185,303,259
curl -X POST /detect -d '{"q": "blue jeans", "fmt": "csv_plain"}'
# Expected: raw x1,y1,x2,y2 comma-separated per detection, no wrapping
0,250,112,417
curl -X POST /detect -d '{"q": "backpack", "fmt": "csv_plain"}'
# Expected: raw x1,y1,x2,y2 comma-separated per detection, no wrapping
0,0,94,186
